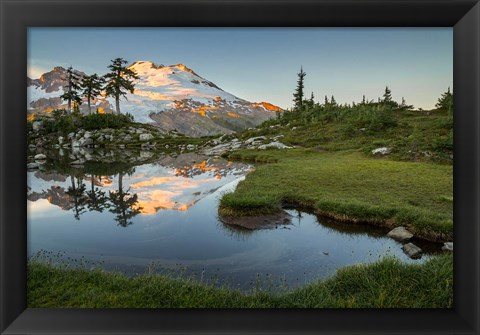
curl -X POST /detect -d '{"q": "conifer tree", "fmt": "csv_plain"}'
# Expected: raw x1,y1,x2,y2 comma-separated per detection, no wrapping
103,58,139,114
60,66,82,112
307,92,315,108
331,95,337,106
81,74,104,114
399,97,414,111
292,67,306,111
362,95,366,104
324,95,329,106
435,87,453,115
382,86,393,103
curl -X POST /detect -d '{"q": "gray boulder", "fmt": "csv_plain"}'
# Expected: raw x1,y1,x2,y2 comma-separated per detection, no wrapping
258,141,291,150
442,242,453,251
402,243,423,259
32,121,43,132
372,147,391,155
245,136,266,145
139,133,154,141
34,154,47,160
27,162,39,170
387,226,413,241
203,143,232,156
82,138,94,146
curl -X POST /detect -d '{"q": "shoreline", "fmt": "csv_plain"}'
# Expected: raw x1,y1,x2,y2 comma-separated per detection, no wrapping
219,151,452,243
27,253,453,308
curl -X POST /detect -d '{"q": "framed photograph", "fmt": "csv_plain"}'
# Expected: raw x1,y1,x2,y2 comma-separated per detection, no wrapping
1,0,479,334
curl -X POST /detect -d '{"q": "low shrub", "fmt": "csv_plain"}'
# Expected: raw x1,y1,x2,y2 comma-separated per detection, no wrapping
81,113,134,130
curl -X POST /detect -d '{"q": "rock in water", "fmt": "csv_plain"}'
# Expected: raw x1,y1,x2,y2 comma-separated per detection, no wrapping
402,243,422,259
70,160,85,166
220,211,292,230
387,226,413,241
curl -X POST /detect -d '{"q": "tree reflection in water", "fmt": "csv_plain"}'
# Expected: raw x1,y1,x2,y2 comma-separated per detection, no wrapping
65,174,88,220
108,169,142,227
63,165,142,227
85,175,109,213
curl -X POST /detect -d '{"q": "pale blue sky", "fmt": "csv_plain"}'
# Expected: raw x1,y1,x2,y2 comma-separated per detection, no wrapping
28,28,452,109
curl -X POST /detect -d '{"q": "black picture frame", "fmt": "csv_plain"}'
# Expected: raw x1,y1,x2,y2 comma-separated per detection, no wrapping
1,0,479,334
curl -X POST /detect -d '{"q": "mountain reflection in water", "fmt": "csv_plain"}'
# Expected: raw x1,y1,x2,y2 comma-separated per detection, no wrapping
28,153,252,225
27,151,441,290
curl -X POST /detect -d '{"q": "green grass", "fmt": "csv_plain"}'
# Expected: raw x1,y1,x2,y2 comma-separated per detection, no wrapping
238,108,452,163
28,253,453,308
220,150,452,241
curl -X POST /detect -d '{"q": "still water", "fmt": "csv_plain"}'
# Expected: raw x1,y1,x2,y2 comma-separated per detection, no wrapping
27,152,441,290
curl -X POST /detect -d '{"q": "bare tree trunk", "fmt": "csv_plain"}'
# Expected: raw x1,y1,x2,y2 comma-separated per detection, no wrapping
118,172,123,194
68,85,72,112
88,100,92,114
115,97,121,114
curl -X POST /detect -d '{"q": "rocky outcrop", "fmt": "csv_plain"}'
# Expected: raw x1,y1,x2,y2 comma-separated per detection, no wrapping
27,124,170,170
201,136,292,156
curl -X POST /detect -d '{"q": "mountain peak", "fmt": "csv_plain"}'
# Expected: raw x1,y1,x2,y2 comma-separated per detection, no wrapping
128,61,197,75
128,61,164,70
172,63,195,74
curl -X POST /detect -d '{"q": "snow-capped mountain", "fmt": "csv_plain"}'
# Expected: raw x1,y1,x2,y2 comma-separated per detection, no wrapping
27,61,282,136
